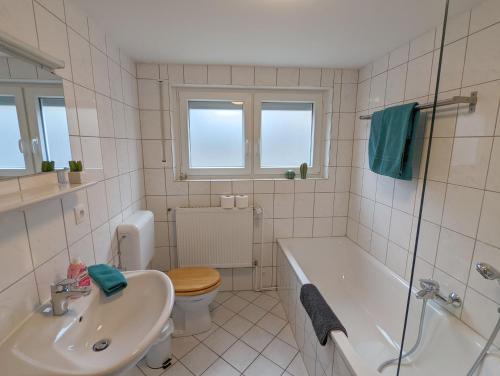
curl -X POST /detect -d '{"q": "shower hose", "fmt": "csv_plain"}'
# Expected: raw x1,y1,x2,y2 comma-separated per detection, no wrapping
377,298,428,373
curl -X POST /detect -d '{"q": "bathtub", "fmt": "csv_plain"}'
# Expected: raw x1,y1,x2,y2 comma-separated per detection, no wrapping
277,237,500,376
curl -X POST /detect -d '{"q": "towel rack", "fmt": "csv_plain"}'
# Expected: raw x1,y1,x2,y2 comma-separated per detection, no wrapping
358,91,477,120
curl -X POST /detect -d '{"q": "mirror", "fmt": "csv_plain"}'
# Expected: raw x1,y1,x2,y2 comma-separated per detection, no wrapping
0,51,71,178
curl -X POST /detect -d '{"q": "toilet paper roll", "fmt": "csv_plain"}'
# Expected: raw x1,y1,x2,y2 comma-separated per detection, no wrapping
220,195,235,209
235,195,249,209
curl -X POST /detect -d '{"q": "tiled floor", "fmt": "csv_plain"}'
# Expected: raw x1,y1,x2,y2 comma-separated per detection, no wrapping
125,290,308,376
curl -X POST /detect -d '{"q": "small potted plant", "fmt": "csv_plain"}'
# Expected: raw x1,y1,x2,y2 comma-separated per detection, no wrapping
300,162,308,179
41,160,55,172
68,160,84,184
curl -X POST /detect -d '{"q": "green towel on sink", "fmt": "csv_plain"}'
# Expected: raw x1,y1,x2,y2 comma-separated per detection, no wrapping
368,103,421,180
88,264,127,297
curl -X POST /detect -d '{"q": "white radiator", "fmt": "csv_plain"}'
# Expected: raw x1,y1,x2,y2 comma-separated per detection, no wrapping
175,207,253,268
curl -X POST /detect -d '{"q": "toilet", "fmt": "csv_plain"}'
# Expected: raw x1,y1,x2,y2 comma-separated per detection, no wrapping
118,210,220,338
167,267,221,336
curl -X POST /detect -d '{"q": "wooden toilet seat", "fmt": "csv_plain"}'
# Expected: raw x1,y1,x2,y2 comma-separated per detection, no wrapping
167,267,221,296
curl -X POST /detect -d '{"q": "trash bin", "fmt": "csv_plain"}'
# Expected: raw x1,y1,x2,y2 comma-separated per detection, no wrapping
146,318,174,369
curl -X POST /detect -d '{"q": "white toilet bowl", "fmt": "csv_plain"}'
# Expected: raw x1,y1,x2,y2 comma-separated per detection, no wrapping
167,267,221,337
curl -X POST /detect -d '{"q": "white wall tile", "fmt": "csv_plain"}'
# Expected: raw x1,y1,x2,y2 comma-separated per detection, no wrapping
277,68,299,87
477,191,500,248
0,211,33,292
68,29,93,89
299,68,321,87
448,137,492,189
255,66,276,86
462,22,500,86
232,66,254,86
184,64,208,85
86,182,109,229
436,228,475,283
207,65,231,85
442,185,483,238
389,43,409,69
26,199,67,267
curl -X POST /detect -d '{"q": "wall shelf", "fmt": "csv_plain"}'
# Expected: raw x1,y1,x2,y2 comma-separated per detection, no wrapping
0,181,96,214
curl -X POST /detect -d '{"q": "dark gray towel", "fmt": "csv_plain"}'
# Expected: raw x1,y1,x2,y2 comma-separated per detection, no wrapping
300,283,347,345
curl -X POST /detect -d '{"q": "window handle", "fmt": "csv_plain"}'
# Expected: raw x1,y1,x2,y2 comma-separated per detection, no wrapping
31,138,39,154
18,139,24,154
245,139,249,157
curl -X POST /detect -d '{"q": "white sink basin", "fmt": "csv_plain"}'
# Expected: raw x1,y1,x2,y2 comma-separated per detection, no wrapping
0,270,174,376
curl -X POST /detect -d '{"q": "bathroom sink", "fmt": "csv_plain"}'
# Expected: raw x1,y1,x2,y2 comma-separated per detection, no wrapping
0,270,174,376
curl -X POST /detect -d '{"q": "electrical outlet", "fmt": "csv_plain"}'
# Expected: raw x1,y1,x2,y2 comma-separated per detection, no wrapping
74,204,86,225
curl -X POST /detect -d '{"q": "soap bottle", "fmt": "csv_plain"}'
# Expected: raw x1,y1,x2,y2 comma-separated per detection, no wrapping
67,258,91,287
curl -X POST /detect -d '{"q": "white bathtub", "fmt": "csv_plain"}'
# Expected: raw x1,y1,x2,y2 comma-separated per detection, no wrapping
277,237,500,376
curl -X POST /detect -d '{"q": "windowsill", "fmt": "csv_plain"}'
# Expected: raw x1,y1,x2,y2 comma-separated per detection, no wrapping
176,176,328,183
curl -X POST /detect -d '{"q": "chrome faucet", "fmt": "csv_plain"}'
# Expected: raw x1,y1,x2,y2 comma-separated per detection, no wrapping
416,279,462,307
50,278,91,316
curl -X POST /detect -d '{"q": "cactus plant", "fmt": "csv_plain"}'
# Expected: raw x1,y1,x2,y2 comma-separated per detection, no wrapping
41,161,55,172
69,160,83,172
300,163,308,179
285,170,296,179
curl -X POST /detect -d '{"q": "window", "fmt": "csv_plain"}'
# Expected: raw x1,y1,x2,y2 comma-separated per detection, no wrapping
260,102,314,168
38,97,71,169
177,88,324,178
188,101,245,169
0,95,25,170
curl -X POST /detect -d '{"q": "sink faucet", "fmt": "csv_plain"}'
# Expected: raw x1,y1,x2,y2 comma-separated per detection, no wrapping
50,278,91,316
415,279,462,307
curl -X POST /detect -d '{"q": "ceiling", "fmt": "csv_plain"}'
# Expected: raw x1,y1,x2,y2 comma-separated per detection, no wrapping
72,0,483,68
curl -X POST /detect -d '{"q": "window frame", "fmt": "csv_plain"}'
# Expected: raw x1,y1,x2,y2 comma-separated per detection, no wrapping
253,91,323,177
175,87,326,179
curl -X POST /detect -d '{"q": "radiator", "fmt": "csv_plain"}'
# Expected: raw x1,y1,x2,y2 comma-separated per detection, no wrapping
175,207,253,268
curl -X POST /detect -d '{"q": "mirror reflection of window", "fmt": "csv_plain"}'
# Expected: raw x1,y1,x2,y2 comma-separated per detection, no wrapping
38,97,71,169
0,53,72,178
0,95,25,170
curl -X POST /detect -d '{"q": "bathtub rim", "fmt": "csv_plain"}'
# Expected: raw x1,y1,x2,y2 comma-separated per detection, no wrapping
278,237,381,376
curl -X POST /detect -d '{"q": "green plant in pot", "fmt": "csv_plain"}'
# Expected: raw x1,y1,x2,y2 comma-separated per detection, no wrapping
299,162,308,179
41,160,55,172
68,160,84,184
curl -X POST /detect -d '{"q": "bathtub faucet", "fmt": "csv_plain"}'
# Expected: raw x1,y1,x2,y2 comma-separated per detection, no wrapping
415,279,462,308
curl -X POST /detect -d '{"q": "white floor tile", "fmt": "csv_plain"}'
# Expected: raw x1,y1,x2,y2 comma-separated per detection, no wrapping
212,306,236,326
277,324,298,349
120,366,146,376
223,295,250,313
172,336,199,359
201,358,240,376
239,303,267,323
286,353,308,376
181,343,218,376
203,327,238,355
137,357,178,376
244,355,283,376
194,324,218,342
253,294,279,311
215,291,234,304
237,290,260,302
257,313,287,335
241,325,274,352
163,362,195,376
222,315,254,338
264,290,279,299
270,303,286,320
262,337,297,369
221,340,259,372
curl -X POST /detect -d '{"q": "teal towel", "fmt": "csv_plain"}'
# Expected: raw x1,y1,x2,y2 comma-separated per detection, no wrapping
88,264,127,297
368,103,420,180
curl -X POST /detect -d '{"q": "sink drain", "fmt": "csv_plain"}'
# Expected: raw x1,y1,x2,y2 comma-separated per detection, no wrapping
93,339,111,352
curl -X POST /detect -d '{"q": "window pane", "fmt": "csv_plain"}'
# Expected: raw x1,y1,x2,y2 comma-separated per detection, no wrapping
39,97,71,169
260,102,314,168
188,101,244,168
0,96,25,170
